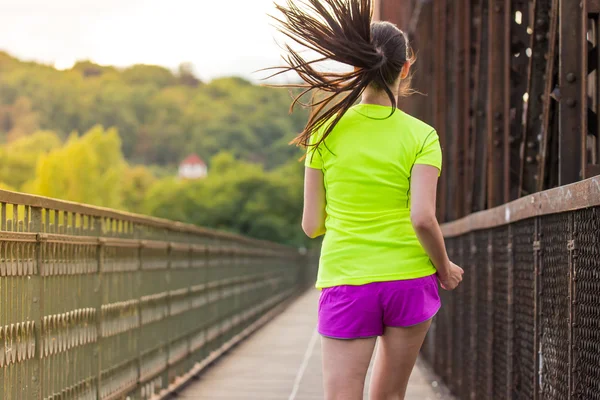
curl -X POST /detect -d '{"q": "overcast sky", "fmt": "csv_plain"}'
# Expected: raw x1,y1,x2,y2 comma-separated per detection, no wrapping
0,0,302,82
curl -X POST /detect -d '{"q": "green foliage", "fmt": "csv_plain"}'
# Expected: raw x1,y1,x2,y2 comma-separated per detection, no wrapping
145,153,307,246
0,131,61,190
0,53,307,168
121,165,158,212
28,126,126,208
0,52,309,244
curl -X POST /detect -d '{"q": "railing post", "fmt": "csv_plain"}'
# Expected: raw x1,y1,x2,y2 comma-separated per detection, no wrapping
486,230,494,397
533,216,541,400
93,216,103,400
567,212,575,398
31,206,42,400
507,224,515,400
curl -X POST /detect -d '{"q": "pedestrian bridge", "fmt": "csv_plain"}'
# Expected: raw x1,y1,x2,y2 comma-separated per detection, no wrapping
176,290,448,400
1,176,599,400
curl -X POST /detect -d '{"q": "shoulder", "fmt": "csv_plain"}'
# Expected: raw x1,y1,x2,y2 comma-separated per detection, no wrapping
399,111,436,139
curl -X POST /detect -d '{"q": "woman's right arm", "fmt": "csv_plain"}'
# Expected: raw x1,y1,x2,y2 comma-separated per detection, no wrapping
410,164,463,290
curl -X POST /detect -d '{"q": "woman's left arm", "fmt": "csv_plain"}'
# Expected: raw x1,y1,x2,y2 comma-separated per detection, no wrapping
302,167,327,238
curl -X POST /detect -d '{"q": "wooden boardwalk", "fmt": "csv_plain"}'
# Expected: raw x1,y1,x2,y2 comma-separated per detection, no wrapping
179,290,452,400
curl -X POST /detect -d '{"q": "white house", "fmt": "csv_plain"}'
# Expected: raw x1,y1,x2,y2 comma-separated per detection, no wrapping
178,154,207,179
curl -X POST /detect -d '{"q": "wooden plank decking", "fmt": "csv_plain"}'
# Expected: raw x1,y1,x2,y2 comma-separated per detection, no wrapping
179,290,452,400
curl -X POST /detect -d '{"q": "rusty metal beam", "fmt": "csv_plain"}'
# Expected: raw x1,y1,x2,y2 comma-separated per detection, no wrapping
537,0,560,192
441,175,600,237
521,0,554,196
454,0,470,219
434,0,448,222
558,0,587,185
588,0,600,13
462,0,472,218
466,1,482,216
444,1,458,221
472,1,490,213
508,0,531,201
487,0,511,207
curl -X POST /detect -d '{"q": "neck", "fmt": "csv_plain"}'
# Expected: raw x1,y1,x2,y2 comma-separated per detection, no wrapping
360,86,399,108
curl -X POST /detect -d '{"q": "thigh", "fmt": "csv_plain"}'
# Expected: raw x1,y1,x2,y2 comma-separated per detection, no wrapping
369,321,432,400
321,336,376,400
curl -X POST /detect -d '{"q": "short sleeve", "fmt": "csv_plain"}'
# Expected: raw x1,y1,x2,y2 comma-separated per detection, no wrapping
414,130,442,176
304,130,324,170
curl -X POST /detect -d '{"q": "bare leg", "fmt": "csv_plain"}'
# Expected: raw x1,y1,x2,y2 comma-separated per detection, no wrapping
321,336,377,400
368,320,432,400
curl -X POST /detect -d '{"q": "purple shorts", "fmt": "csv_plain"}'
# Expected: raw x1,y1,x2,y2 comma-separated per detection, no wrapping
318,275,441,339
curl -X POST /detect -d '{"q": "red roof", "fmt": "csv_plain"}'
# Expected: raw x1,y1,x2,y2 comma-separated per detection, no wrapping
180,154,206,166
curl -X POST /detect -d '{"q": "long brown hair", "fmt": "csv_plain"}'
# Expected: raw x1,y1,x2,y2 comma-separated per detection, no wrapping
265,0,414,150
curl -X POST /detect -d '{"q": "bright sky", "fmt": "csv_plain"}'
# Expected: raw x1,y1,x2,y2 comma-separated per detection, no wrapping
0,0,299,82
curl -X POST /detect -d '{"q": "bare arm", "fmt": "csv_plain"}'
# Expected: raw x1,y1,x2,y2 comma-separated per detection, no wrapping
410,164,463,289
302,167,327,238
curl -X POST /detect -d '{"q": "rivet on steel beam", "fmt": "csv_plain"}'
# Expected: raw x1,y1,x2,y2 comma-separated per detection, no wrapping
526,156,534,164
477,110,484,117
494,139,502,147
527,141,535,149
566,98,576,107
536,18,545,28
33,297,38,303
536,33,545,41
495,112,502,120
494,5,502,12
566,73,576,83
509,136,516,144
494,126,501,133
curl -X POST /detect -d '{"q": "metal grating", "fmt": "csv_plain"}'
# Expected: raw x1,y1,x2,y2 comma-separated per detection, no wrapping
461,233,476,399
437,237,457,382
475,230,493,399
451,236,465,394
540,212,571,399
512,219,536,399
492,226,511,400
572,208,600,399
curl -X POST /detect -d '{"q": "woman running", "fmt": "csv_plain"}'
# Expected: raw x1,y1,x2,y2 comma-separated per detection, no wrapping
269,1,464,399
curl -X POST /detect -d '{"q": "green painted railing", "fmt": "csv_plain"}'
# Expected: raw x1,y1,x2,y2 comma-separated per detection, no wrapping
0,190,313,400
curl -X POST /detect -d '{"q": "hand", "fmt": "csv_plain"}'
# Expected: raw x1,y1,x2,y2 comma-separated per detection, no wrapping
437,262,464,291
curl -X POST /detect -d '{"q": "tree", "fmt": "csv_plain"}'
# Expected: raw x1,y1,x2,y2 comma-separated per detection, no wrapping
144,152,307,245
122,165,158,212
28,126,126,208
121,64,177,88
0,131,61,190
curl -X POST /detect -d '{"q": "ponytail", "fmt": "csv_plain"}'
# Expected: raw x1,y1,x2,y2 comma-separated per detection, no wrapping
265,0,412,150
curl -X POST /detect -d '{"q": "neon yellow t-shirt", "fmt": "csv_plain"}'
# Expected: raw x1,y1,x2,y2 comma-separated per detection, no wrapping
305,103,442,289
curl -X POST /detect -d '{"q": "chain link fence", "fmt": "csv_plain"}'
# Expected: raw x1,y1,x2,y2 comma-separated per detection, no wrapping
0,190,313,400
423,176,600,400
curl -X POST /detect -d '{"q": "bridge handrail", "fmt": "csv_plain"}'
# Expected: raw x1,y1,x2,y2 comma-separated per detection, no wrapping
426,176,600,398
441,175,600,237
0,188,292,250
0,189,313,400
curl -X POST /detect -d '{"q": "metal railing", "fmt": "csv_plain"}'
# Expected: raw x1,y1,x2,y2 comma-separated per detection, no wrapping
0,190,312,400
423,176,600,400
